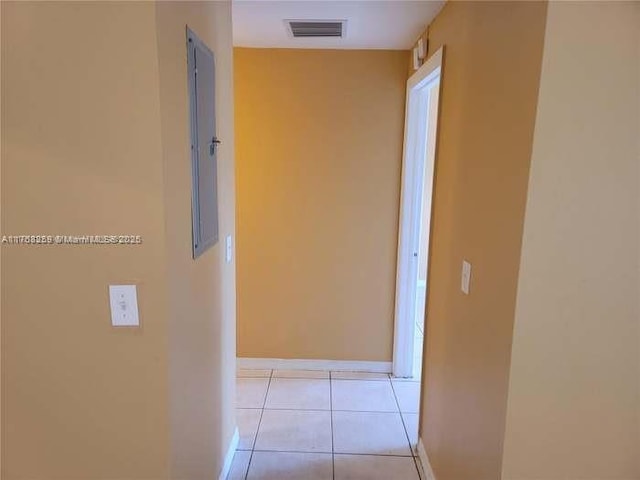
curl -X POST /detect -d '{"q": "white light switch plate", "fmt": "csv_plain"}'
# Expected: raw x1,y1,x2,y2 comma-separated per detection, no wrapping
461,260,471,295
109,285,139,326
225,235,232,263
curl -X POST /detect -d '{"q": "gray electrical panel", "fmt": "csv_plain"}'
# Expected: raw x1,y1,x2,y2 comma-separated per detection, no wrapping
187,27,219,258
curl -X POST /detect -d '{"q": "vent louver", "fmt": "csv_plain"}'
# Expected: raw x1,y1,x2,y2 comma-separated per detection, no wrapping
287,20,345,38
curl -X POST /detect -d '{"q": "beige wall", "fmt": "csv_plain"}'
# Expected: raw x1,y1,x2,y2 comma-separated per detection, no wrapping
1,3,5,474
234,48,408,361
155,2,236,479
1,2,236,478
1,2,170,477
502,2,640,478
412,2,548,479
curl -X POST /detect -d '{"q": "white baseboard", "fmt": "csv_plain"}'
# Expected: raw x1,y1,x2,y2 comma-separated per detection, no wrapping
237,357,392,373
417,438,436,480
218,427,239,480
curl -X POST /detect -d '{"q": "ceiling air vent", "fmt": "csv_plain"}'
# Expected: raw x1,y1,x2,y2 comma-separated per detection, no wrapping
286,20,346,38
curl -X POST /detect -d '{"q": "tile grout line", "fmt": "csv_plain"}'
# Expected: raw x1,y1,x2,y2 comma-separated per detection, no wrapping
389,378,422,479
244,369,274,480
256,407,401,413
329,371,335,480
388,377,414,448
248,448,414,458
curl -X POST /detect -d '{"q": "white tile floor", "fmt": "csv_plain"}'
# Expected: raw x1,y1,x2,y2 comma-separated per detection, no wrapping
229,369,422,480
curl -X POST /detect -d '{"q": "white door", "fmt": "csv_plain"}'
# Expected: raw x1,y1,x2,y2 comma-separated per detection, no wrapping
392,48,443,378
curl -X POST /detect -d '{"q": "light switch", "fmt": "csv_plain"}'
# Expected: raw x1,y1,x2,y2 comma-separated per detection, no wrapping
109,285,139,326
461,260,471,295
225,235,233,263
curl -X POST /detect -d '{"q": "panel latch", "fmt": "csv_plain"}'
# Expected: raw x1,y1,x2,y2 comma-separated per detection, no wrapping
210,136,221,155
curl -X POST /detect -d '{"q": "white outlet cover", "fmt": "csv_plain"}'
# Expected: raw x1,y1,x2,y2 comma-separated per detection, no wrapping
412,46,420,71
109,285,139,327
461,260,471,295
417,38,426,59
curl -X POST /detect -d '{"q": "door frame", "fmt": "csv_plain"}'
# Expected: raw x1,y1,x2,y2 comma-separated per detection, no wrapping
392,47,444,378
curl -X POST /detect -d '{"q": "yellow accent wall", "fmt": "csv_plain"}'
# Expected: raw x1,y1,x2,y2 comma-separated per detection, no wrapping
502,2,640,478
1,2,236,478
234,48,409,361
410,2,548,478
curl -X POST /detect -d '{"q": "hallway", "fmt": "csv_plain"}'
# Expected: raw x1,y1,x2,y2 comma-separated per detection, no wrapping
229,369,421,479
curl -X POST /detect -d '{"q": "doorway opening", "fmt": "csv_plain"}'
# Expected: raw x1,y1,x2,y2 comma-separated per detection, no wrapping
392,47,443,382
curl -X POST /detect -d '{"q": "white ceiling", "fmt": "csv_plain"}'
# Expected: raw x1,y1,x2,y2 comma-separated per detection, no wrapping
232,1,445,50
